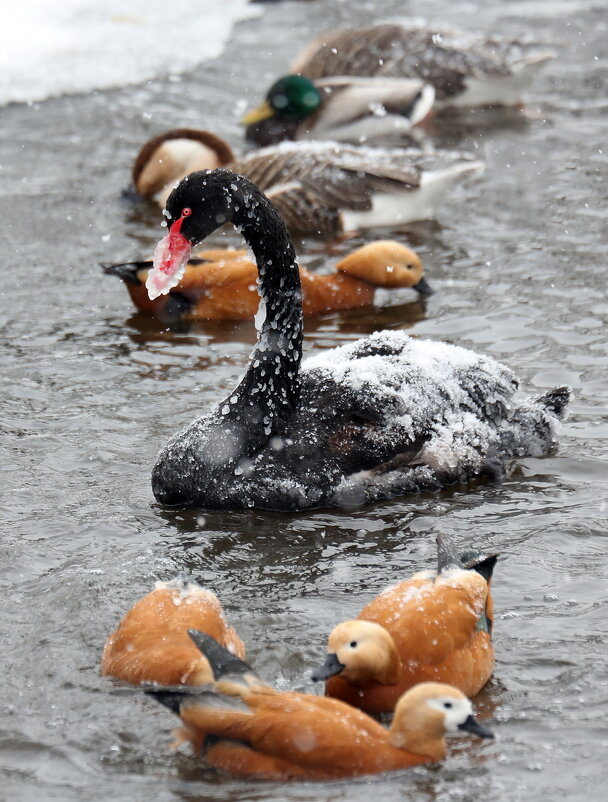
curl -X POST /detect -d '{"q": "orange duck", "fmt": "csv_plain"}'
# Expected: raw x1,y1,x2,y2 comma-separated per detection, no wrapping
145,630,494,781
102,240,431,322
101,579,245,686
311,535,498,712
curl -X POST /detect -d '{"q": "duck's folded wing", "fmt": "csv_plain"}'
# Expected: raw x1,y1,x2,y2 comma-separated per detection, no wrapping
233,143,422,201
362,571,489,663
263,182,342,238
292,23,549,99
178,689,395,774
312,76,433,129
292,24,512,79
291,24,409,79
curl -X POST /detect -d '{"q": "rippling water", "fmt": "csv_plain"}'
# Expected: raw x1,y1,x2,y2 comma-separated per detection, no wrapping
1,0,607,800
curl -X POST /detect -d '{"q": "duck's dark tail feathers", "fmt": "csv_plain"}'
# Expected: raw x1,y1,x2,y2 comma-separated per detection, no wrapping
100,260,151,285
188,630,254,679
144,684,249,716
536,386,570,419
462,552,499,583
437,533,463,573
145,686,193,714
101,256,209,285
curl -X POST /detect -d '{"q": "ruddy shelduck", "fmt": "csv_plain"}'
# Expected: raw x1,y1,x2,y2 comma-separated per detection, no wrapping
145,630,494,781
312,536,498,712
101,580,244,686
102,241,431,322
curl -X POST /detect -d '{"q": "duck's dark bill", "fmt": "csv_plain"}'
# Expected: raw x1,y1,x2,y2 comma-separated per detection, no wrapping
457,714,494,739
413,276,433,295
311,652,346,682
146,228,192,300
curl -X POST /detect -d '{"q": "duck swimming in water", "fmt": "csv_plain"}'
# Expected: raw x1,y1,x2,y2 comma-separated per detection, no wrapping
144,631,494,781
132,128,483,234
102,241,430,322
242,74,435,146
291,22,556,108
101,579,245,686
312,535,497,712
146,169,568,511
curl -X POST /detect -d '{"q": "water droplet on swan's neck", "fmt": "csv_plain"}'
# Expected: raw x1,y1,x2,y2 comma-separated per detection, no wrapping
218,175,304,454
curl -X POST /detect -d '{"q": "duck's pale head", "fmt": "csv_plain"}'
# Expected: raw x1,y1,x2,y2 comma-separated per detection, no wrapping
132,129,235,205
336,240,431,294
390,682,494,759
312,620,400,687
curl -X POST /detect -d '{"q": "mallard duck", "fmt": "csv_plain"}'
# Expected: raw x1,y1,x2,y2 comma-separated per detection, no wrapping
131,128,483,234
144,631,494,780
242,74,435,146
143,169,569,511
312,535,497,712
101,240,431,322
101,579,244,686
291,22,556,108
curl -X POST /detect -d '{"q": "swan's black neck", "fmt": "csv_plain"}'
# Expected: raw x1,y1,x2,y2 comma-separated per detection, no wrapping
231,182,303,431
171,170,303,460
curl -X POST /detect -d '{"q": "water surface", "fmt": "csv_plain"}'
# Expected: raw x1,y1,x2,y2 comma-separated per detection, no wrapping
1,1,607,800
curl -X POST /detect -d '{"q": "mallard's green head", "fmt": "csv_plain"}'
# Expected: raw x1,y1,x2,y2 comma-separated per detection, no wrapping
267,75,321,119
242,75,321,125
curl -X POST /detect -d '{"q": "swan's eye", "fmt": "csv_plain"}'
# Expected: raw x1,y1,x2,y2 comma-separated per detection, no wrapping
350,641,358,648
406,264,413,270
443,701,453,709
181,207,192,217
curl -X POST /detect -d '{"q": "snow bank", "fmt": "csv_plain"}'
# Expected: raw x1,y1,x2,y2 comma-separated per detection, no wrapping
0,0,259,106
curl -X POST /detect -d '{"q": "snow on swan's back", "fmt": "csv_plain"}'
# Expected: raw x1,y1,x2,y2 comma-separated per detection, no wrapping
147,170,569,511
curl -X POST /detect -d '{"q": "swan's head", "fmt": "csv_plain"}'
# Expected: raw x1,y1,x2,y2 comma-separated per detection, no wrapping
132,129,235,206
336,240,432,294
312,620,400,687
146,170,259,300
242,75,321,126
390,683,494,759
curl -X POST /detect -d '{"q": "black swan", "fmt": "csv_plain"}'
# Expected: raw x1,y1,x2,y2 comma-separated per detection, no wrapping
147,169,569,510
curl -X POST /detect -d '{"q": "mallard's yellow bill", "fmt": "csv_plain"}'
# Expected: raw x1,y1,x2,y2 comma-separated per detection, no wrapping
241,100,274,126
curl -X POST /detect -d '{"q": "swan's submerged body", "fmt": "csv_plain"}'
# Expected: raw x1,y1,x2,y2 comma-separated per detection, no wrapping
149,169,568,511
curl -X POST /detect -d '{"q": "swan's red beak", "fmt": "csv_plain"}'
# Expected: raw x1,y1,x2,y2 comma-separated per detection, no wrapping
146,213,193,300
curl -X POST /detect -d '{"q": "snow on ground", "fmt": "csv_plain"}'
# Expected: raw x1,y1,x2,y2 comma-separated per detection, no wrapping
0,0,259,106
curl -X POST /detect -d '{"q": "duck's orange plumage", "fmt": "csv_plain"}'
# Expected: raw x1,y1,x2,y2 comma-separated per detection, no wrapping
102,241,429,322
146,632,493,781
101,580,245,686
315,544,497,713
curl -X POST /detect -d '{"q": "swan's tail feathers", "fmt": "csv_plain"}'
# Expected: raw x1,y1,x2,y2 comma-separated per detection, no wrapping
100,260,150,285
436,533,463,573
188,630,253,680
536,386,570,419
